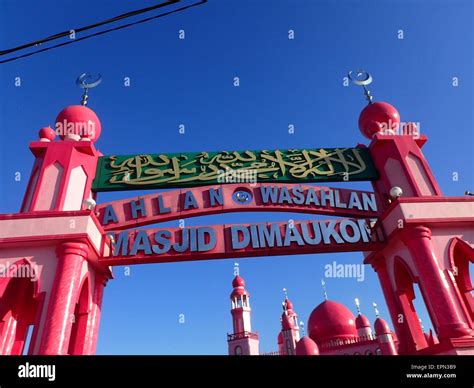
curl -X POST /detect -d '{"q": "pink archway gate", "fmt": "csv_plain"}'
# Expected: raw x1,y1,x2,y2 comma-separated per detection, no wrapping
0,96,473,356
96,183,384,265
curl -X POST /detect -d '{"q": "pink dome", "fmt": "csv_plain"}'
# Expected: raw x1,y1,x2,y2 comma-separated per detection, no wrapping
358,101,400,139
232,275,245,288
55,105,101,142
284,299,294,310
374,317,391,335
308,300,357,343
295,337,319,356
230,287,248,299
355,314,371,329
38,126,55,141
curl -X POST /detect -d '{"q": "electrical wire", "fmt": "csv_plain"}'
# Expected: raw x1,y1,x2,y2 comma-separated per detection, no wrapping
0,0,207,64
1,0,180,56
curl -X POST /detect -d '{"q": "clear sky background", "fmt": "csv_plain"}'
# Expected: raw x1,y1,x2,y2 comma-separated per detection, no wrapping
0,0,472,354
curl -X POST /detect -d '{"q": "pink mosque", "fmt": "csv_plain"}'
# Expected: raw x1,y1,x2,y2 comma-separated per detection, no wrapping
227,273,401,356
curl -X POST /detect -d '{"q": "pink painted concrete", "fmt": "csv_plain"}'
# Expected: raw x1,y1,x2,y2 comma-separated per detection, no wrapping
82,272,106,355
38,242,88,354
24,140,101,213
401,226,472,339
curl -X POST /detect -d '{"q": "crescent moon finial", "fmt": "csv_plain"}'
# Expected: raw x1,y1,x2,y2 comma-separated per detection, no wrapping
76,73,102,106
348,69,374,104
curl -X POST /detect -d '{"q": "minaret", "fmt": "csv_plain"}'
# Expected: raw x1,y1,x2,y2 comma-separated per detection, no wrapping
227,275,259,355
351,70,474,355
0,74,112,355
354,298,373,339
280,289,300,355
36,75,112,355
373,303,398,355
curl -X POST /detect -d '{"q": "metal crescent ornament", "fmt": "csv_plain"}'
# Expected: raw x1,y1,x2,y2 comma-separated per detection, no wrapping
76,73,102,89
348,70,373,86
76,73,102,106
348,69,374,103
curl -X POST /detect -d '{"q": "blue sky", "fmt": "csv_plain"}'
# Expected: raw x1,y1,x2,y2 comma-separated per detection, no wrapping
0,0,472,354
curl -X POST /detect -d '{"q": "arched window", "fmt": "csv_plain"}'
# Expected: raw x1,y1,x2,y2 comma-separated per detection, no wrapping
235,346,242,355
375,348,382,355
0,260,40,355
68,278,90,355
354,352,361,355
393,257,429,351
365,350,373,355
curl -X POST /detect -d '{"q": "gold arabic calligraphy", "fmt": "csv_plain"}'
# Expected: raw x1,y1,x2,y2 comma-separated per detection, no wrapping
106,149,368,186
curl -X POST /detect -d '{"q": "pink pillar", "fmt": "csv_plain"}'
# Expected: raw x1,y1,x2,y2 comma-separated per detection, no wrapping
82,273,107,355
401,226,472,339
373,257,425,353
38,242,88,355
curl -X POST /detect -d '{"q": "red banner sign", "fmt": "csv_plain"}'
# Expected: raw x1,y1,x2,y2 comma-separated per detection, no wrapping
96,183,381,231
100,218,384,266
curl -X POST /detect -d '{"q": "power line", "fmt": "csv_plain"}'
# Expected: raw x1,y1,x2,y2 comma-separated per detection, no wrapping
0,0,207,64
1,0,179,56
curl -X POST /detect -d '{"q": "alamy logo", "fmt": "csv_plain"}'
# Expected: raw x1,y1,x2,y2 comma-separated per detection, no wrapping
324,261,365,282
0,261,38,281
217,168,257,186
55,119,96,138
379,120,420,138
18,363,55,382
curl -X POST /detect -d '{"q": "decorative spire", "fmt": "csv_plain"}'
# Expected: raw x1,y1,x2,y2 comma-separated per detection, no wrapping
373,302,380,318
348,69,374,104
76,72,102,106
321,279,328,300
355,297,361,315
282,287,289,312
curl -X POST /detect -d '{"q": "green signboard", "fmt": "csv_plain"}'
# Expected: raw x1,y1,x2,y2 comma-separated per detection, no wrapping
92,148,378,192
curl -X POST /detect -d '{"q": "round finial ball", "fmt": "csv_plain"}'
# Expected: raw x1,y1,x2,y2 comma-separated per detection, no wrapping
358,102,400,139
389,186,403,199
38,126,56,141
55,105,101,142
